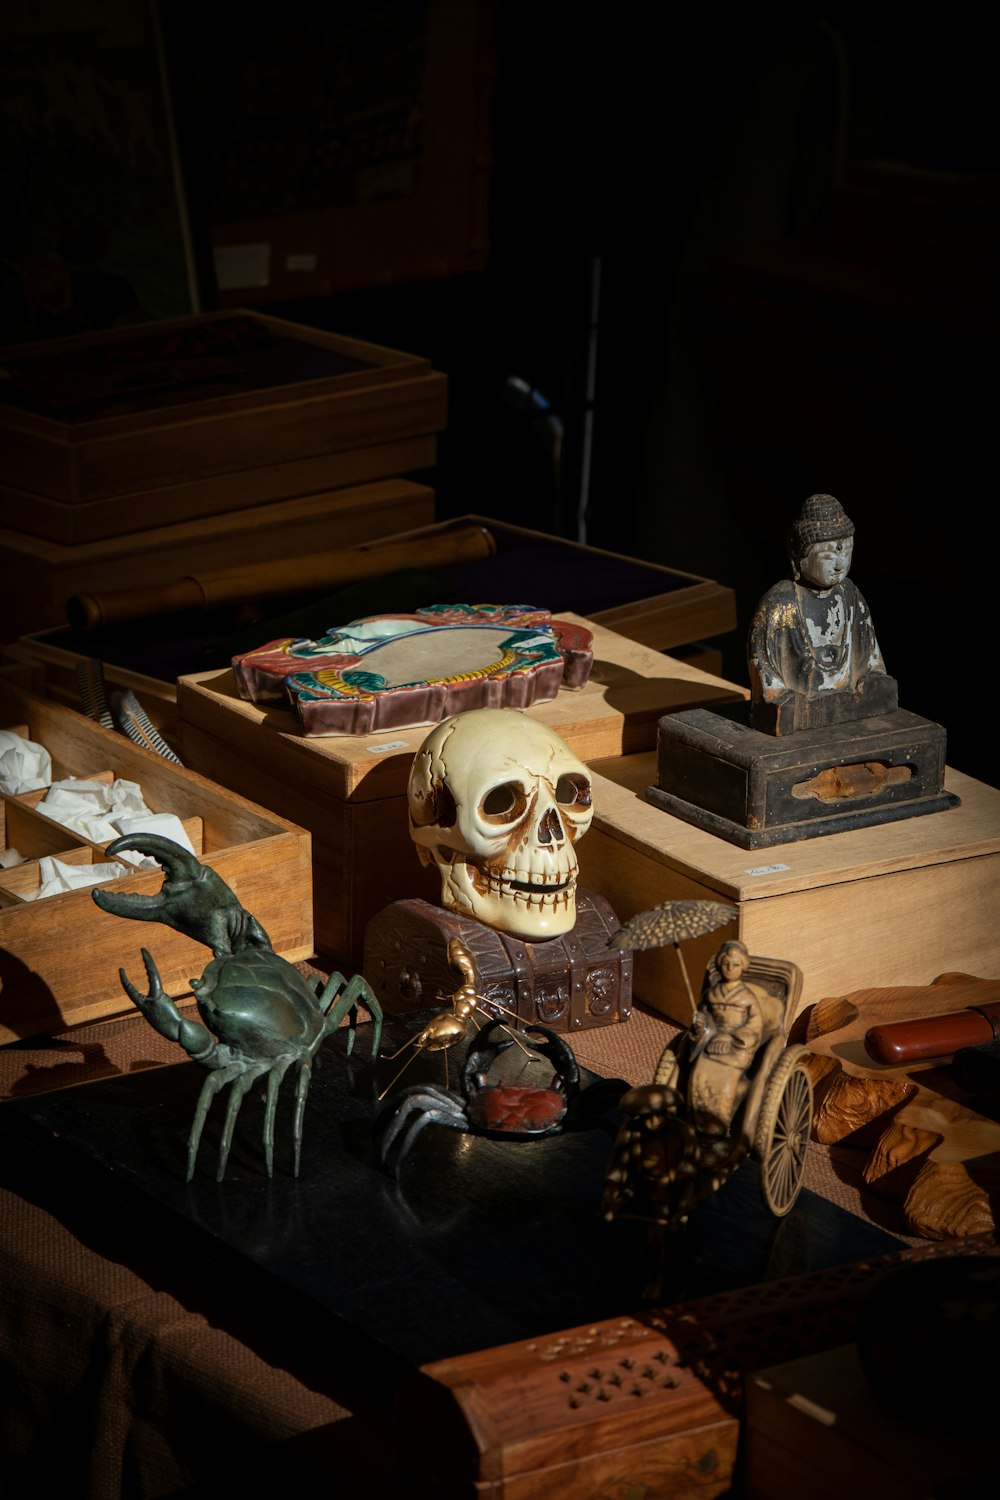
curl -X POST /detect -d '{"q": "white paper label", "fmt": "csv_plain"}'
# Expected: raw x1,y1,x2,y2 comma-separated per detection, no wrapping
745,862,792,876
213,243,271,290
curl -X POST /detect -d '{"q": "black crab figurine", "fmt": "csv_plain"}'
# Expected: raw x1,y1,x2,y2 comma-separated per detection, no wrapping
375,1015,626,1176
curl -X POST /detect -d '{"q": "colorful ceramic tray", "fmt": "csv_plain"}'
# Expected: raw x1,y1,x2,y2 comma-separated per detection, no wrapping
231,603,594,735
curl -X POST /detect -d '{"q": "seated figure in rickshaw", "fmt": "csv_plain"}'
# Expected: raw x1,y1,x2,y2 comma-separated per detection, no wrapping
687,940,769,1137
603,937,812,1247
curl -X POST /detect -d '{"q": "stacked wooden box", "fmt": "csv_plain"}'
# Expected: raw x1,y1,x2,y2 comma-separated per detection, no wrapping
0,309,446,640
580,749,1000,1027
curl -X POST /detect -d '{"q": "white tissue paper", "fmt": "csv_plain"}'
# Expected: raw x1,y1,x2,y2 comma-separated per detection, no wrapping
38,778,156,851
25,855,131,901
0,848,25,869
0,730,52,795
111,812,196,858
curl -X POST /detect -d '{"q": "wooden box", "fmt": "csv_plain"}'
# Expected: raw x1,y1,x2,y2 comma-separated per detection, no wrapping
175,618,744,967
416,514,739,655
394,1238,1000,1500
393,1313,738,1500
8,510,737,737
745,1342,1000,1499
0,682,312,1043
0,309,446,544
0,476,436,642
199,2,494,306
580,750,1000,1026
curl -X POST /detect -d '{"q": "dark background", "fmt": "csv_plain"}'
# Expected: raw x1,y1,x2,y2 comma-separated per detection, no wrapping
4,4,998,786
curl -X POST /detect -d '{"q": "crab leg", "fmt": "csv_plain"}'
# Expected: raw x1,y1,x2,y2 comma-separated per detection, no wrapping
263,1057,295,1176
377,1088,468,1171
187,1062,244,1181
292,1058,316,1177
95,834,271,957
216,1061,271,1181
319,971,383,1060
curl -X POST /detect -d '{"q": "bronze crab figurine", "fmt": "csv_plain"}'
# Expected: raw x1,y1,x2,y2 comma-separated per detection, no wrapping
94,834,382,1182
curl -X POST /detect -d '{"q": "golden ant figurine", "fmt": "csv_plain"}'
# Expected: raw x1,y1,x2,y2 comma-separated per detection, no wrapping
377,938,538,1100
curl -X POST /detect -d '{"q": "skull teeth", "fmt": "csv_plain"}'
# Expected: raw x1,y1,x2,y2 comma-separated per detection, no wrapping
468,864,576,904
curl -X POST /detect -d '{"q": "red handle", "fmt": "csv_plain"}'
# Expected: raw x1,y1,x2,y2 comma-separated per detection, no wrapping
864,1001,1000,1064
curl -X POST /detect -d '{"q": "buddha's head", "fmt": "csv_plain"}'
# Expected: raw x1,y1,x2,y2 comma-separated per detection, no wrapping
789,493,855,590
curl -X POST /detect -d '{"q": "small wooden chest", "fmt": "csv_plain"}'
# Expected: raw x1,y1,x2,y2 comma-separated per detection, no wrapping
394,1312,738,1500
363,891,633,1035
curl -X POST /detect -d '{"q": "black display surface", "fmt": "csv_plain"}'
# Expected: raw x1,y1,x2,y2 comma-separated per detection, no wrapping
1,1022,905,1398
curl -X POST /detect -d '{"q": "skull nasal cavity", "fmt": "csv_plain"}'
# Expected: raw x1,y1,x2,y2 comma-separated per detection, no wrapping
537,807,565,844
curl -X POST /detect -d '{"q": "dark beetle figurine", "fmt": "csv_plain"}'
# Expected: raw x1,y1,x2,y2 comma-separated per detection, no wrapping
94,834,383,1182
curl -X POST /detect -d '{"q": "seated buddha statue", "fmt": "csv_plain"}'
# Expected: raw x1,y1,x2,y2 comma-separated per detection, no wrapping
748,493,898,735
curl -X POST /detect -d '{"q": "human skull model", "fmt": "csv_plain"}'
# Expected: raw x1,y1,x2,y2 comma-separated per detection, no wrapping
408,708,594,940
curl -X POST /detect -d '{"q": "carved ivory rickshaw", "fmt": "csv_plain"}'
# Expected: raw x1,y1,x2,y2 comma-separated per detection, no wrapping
603,947,814,1233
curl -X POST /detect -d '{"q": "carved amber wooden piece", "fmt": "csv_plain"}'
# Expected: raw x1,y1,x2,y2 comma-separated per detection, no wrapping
804,973,1000,1239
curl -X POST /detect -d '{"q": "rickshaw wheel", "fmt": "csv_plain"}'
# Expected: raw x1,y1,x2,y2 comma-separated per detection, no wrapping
753,1045,814,1216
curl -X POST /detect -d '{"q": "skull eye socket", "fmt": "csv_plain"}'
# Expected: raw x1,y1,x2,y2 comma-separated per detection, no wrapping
480,781,527,823
556,774,592,810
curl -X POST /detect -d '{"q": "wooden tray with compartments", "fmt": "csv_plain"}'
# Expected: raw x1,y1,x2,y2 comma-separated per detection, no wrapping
0,683,313,1044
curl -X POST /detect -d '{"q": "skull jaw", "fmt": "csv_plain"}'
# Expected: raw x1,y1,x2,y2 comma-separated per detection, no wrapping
439,860,578,940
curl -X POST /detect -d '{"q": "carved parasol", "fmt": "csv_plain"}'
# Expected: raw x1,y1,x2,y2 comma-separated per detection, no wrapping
608,899,738,1010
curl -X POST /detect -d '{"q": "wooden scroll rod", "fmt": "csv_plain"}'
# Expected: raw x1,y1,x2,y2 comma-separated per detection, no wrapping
66,522,497,631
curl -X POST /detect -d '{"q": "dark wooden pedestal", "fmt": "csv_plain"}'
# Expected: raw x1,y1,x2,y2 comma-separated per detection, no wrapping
648,703,959,849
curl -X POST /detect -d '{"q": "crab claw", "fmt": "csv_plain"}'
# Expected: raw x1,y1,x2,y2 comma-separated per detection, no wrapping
119,945,215,1059
93,834,271,958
